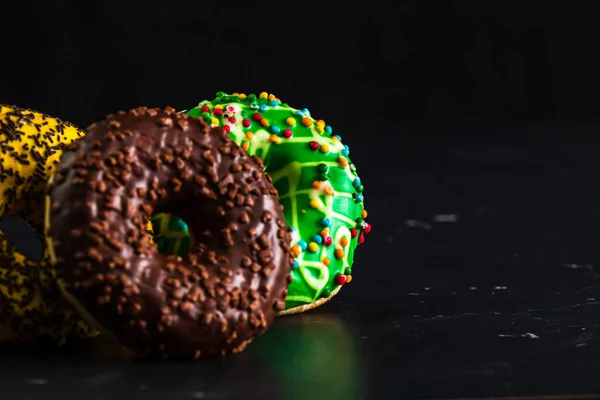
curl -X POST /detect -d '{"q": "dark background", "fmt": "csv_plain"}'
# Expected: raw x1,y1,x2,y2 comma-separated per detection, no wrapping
3,1,600,399
2,0,599,128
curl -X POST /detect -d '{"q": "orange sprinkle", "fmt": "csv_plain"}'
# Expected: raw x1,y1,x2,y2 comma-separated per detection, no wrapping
320,228,329,237
323,186,334,196
312,181,321,189
242,142,249,151
362,209,368,218
269,135,280,143
334,248,344,259
339,237,349,247
268,93,276,101
301,117,313,127
291,245,302,256
316,119,325,126
338,157,348,167
245,131,254,140
346,275,353,283
323,257,331,266
260,118,269,127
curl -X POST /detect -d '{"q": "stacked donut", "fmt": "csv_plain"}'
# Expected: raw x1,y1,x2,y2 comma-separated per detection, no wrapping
0,92,370,359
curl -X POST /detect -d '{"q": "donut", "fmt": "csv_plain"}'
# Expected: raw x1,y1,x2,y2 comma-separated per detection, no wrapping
0,104,96,343
184,92,370,315
44,106,294,359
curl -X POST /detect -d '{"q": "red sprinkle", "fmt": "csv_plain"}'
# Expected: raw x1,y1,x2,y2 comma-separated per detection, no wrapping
251,113,262,121
309,141,319,150
358,234,365,244
200,105,210,112
283,129,293,138
228,117,236,124
363,223,371,233
334,274,347,285
324,236,332,246
242,119,251,127
350,228,358,238
214,108,223,116
223,125,231,133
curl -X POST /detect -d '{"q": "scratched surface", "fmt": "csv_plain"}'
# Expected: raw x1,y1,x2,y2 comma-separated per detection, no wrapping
1,126,600,399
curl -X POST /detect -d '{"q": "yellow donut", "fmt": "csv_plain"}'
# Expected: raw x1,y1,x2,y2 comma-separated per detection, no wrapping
0,104,97,343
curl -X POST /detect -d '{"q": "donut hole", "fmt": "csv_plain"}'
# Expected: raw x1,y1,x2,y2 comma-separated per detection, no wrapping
148,212,194,257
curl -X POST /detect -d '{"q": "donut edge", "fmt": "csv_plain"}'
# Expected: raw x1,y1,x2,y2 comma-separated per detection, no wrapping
275,285,342,316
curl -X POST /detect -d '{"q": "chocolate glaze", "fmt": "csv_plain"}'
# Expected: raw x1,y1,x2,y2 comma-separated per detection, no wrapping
47,107,293,359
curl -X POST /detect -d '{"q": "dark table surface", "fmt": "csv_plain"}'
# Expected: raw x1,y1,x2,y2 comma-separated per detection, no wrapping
2,125,600,399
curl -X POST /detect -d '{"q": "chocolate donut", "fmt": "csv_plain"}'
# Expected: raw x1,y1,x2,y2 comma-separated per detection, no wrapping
44,107,293,359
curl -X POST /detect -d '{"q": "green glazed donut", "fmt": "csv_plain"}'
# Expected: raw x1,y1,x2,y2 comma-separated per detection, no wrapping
157,92,370,314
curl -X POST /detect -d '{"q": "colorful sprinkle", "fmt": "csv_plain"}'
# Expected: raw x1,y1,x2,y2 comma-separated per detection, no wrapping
259,92,268,99
259,104,268,111
291,245,302,256
309,199,319,208
323,257,331,266
358,234,365,244
309,141,319,151
338,157,348,167
301,117,313,127
350,228,358,238
325,125,333,134
307,242,319,253
339,237,349,247
317,163,328,172
334,248,344,259
320,218,331,227
363,223,371,233
297,240,308,250
200,105,210,112
324,236,332,246
334,274,347,285
319,144,329,153
283,129,293,138
311,235,323,244
260,118,269,127
251,113,262,121
214,108,223,116
346,275,353,283
270,125,280,134
292,259,299,269
242,119,251,127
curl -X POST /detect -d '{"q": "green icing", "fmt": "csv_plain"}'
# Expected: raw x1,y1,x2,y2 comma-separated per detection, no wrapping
185,92,369,310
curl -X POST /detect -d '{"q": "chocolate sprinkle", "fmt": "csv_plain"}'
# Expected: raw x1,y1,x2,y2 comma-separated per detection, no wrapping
47,107,293,359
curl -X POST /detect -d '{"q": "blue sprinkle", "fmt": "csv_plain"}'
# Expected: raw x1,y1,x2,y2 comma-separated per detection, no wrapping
270,125,280,134
259,103,268,111
298,240,308,250
320,218,331,227
291,227,297,233
341,148,349,157
270,100,279,107
333,135,342,141
295,110,305,117
302,108,311,116
356,194,364,203
353,178,361,187
325,125,333,134
312,235,323,244
292,259,299,269
176,219,188,230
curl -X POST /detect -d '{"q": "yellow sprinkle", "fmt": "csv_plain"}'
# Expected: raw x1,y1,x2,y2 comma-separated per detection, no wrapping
316,125,324,133
319,144,329,153
339,237,349,247
331,136,340,143
260,118,269,127
320,229,328,237
346,275,353,283
239,93,247,100
285,117,296,127
312,181,321,189
275,98,282,103
242,142,249,151
301,117,312,127
259,92,268,99
211,118,219,125
245,131,254,140
338,157,348,167
232,92,239,96
323,257,331,266
269,135,280,143
215,104,224,109
308,242,319,253
316,120,325,126
291,245,301,256
268,94,276,101
334,248,344,259
323,186,334,196
309,199,319,208
362,209,368,218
